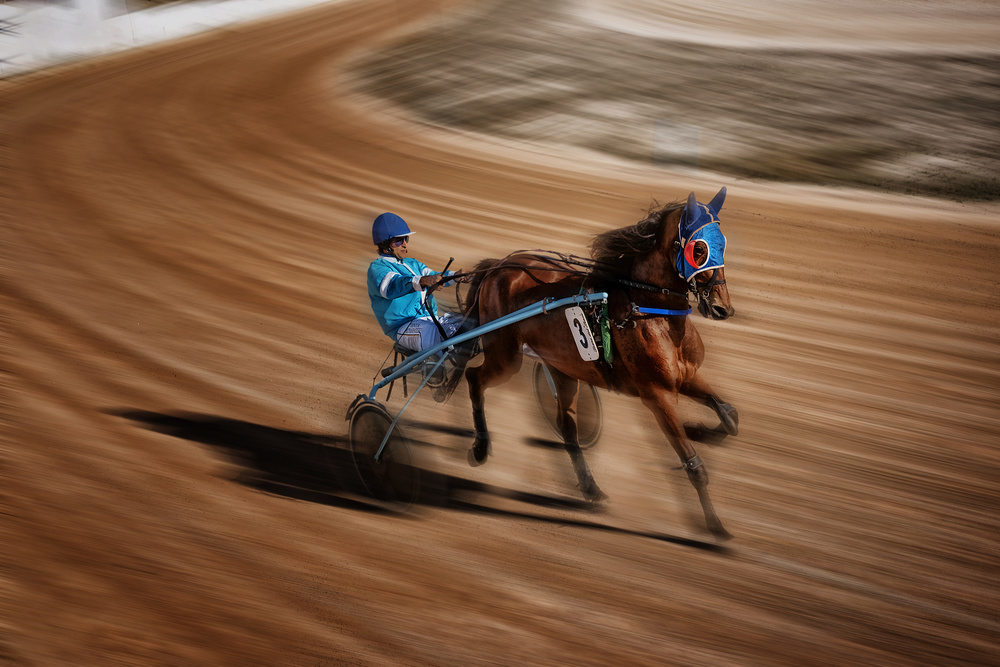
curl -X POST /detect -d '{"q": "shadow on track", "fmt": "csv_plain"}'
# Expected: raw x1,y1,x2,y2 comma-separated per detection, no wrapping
111,409,383,513
112,410,726,552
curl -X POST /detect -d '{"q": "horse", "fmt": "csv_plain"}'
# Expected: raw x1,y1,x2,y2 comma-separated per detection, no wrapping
462,187,738,539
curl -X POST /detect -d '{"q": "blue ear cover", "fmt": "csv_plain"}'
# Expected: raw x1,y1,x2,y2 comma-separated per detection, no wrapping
707,186,726,217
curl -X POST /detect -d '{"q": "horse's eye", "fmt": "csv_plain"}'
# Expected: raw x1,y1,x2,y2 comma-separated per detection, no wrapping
692,242,708,266
683,239,711,270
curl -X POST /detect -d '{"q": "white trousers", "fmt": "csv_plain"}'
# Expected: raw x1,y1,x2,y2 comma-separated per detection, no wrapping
395,313,463,353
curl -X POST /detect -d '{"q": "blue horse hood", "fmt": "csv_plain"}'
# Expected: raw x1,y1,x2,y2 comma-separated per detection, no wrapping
675,188,728,283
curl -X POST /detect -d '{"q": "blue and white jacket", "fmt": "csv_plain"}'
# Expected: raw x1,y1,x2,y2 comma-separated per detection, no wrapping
367,255,451,337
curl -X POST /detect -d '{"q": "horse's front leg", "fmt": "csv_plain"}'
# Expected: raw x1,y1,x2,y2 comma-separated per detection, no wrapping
680,372,739,440
641,390,731,540
551,367,607,502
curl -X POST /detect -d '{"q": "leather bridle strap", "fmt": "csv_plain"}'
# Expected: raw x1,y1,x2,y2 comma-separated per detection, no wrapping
691,271,726,300
614,277,689,299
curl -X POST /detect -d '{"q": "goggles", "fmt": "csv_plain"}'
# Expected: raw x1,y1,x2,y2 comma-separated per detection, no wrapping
389,236,409,247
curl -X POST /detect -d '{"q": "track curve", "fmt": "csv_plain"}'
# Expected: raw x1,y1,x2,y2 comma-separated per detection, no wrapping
3,1,998,664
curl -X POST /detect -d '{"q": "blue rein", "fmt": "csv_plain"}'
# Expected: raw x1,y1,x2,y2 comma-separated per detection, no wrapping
633,306,691,316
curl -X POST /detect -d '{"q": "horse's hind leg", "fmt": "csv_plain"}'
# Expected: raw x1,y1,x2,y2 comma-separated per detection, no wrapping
680,373,739,439
641,390,731,540
550,367,607,502
465,334,521,466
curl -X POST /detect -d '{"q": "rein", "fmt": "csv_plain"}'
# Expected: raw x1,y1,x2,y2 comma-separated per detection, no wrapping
614,303,691,330
614,277,689,300
449,248,703,328
449,250,690,300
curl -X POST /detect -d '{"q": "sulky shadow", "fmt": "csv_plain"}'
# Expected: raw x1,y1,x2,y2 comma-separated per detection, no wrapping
112,409,381,513
112,409,726,552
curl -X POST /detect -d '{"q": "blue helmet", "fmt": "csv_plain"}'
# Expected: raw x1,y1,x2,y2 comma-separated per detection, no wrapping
372,212,415,245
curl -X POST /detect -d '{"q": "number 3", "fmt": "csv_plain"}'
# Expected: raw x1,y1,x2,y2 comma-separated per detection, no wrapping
573,318,589,349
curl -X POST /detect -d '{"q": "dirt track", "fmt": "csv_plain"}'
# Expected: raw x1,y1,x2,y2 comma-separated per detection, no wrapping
3,1,999,665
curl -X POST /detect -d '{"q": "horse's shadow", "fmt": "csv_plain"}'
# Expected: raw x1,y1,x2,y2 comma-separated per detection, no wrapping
111,410,726,552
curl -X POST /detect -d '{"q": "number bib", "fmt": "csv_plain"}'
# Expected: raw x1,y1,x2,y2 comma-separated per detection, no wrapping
565,306,600,361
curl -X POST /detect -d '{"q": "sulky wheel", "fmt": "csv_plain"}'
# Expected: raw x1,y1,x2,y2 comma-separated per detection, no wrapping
532,362,603,449
348,401,420,510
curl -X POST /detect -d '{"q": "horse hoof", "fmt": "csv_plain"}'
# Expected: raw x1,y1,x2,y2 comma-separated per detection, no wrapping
467,441,490,467
718,404,739,436
709,523,734,542
581,484,608,503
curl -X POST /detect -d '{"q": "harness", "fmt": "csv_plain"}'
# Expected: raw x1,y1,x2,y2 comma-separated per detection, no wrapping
447,225,725,365
454,250,691,302
567,280,691,366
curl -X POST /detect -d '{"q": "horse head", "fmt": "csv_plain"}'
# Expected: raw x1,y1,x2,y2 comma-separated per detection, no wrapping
677,187,735,320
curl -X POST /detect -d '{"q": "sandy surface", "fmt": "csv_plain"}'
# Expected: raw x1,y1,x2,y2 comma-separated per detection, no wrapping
3,0,999,665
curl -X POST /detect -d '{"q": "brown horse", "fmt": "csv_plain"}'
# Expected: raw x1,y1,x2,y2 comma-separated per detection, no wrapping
463,188,738,539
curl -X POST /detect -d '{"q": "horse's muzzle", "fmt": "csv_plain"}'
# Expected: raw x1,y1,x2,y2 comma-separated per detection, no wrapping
711,304,735,320
698,299,735,320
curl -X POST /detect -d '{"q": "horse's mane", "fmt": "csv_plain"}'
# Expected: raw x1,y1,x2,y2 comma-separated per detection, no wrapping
589,201,682,271
464,203,683,312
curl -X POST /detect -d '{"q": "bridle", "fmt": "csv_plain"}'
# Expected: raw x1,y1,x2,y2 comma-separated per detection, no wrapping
691,267,726,303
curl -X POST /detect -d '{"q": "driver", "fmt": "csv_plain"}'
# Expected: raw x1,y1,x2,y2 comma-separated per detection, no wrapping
366,212,467,354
